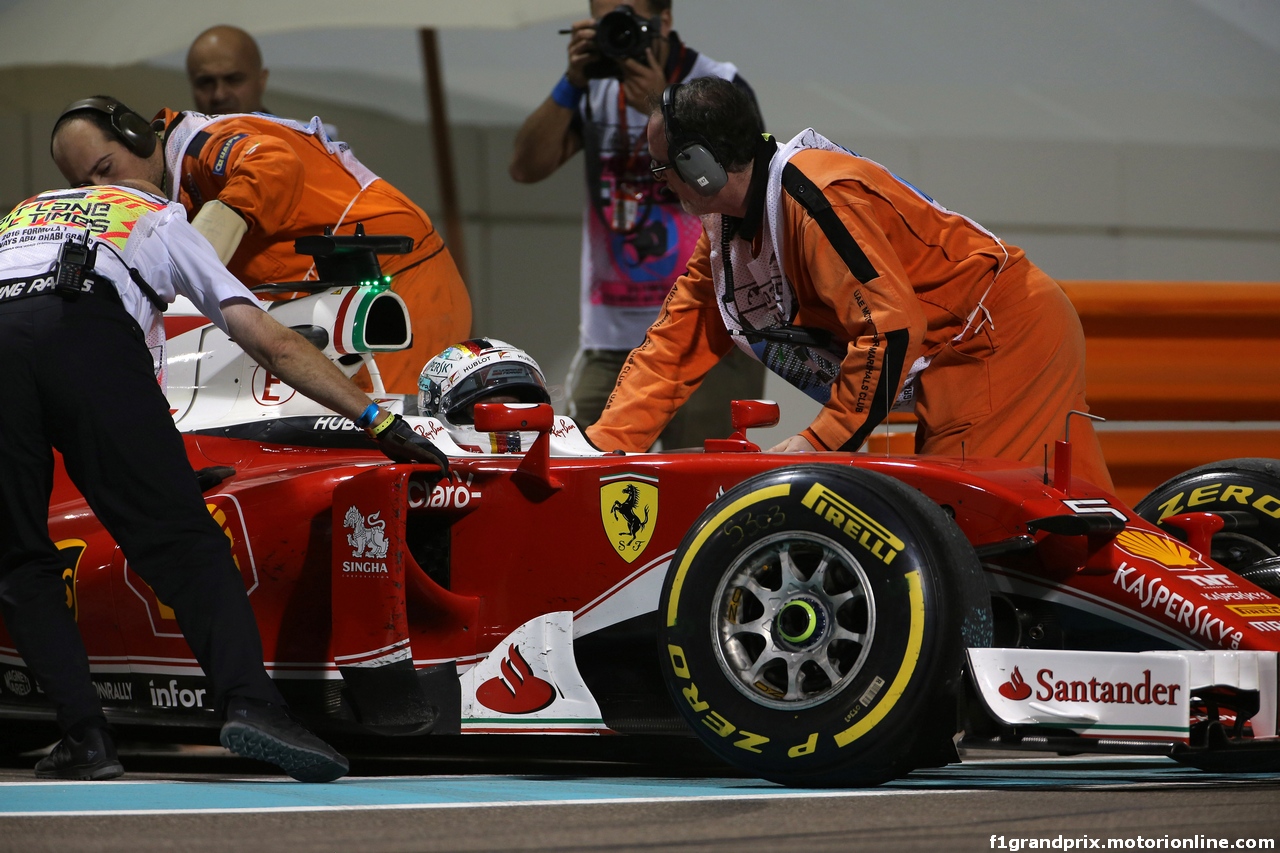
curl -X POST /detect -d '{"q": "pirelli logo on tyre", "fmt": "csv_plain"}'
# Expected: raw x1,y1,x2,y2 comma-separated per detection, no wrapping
800,483,903,565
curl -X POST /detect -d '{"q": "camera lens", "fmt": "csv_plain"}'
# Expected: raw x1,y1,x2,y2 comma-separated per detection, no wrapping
596,9,648,60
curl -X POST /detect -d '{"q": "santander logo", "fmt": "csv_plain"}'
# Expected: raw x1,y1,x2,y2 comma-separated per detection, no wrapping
476,645,555,714
999,666,1033,700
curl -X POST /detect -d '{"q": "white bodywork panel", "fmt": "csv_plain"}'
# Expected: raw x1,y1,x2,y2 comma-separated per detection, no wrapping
968,648,1279,742
459,611,607,734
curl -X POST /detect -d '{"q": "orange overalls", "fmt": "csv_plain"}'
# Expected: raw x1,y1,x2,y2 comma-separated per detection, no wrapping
158,109,471,395
588,144,1112,491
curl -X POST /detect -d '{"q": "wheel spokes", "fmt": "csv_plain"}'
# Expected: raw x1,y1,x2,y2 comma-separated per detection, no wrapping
713,531,876,709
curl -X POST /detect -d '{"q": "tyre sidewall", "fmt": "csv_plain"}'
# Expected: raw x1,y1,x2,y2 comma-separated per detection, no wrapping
1135,459,1280,552
659,465,966,784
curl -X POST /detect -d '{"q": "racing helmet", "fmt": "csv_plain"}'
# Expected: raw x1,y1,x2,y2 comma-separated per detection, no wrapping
417,338,551,453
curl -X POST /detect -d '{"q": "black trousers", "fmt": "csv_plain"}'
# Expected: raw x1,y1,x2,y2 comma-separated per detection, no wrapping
0,291,283,732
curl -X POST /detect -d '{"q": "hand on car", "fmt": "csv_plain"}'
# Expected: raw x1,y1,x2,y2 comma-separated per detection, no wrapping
767,434,820,453
371,414,450,479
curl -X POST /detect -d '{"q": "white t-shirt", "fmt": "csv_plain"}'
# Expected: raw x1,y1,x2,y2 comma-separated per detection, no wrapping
0,184,264,382
574,45,749,351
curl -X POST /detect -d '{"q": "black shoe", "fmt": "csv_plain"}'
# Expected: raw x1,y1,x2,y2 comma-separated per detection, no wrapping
220,698,349,783
35,726,124,781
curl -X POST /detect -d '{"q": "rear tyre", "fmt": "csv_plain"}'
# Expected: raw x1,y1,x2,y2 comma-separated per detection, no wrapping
658,464,991,787
1135,458,1280,595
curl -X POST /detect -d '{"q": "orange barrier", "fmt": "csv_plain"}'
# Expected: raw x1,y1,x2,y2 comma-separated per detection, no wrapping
866,282,1280,506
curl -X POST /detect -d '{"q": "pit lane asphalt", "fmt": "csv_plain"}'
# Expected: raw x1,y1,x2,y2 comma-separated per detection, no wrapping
1,742,1277,852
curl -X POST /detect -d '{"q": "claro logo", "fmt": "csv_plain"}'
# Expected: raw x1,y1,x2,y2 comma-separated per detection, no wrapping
999,668,1181,706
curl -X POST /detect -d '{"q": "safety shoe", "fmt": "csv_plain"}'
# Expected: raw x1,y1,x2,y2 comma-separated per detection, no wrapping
35,726,124,781
220,698,349,783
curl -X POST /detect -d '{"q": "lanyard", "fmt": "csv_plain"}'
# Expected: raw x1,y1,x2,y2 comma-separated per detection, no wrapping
613,43,687,176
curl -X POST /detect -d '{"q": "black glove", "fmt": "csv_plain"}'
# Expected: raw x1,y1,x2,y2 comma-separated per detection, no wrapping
371,414,450,477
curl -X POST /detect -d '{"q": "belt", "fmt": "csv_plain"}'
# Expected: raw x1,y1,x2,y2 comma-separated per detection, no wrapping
0,272,115,305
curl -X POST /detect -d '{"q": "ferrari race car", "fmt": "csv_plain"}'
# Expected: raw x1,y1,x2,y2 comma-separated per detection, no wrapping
3,244,1279,786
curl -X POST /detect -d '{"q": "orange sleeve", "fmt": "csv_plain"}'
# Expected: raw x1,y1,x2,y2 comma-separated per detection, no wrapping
586,231,735,452
784,186,925,451
195,131,305,236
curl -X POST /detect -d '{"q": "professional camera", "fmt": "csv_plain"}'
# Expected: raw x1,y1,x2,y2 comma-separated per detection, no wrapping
584,4,661,79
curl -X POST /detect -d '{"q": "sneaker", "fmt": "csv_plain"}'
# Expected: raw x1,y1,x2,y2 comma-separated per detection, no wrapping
35,726,124,781
220,698,349,783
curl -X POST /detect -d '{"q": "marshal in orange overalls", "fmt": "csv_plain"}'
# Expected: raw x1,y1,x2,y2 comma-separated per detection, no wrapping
158,109,471,395
588,143,1112,491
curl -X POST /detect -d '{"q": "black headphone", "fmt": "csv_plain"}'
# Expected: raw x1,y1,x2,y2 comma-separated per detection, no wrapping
57,96,157,159
661,83,727,197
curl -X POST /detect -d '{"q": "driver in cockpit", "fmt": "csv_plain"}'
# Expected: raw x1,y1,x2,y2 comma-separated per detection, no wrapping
417,338,552,454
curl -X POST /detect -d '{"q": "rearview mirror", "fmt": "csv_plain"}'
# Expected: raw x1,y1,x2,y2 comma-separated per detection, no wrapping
731,399,780,431
474,403,554,433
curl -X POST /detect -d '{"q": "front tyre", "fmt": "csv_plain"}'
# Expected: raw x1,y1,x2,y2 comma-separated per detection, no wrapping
1135,458,1280,595
658,465,991,787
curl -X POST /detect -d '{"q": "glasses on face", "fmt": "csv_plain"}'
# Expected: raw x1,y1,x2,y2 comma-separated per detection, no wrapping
649,158,672,179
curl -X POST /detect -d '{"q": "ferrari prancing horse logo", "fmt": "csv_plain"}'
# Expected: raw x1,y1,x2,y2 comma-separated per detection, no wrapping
56,539,88,621
600,474,658,563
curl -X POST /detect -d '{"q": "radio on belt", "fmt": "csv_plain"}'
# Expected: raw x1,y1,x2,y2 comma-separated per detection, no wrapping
54,233,97,301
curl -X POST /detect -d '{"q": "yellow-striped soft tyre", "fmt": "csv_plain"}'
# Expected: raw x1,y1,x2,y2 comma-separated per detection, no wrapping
658,465,992,787
1136,458,1280,596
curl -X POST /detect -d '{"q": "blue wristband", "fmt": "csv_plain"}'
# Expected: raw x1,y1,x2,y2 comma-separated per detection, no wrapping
550,74,585,110
356,403,380,429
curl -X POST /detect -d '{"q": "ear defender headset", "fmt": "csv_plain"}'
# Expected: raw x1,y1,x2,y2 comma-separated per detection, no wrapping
661,83,727,197
57,96,157,159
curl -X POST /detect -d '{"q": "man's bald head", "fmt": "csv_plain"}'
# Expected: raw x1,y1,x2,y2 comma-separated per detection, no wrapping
186,25,269,115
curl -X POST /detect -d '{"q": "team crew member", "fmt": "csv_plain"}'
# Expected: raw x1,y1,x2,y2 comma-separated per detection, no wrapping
0,180,446,781
50,96,471,396
509,0,765,448
587,78,1112,490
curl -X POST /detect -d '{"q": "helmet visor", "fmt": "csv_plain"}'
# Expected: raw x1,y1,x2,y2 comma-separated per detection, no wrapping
444,361,549,424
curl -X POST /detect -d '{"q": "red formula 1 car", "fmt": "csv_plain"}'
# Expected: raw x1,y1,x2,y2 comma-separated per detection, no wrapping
3,266,1279,786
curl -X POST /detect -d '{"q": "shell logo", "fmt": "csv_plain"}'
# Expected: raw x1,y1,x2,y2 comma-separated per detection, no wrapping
1115,530,1199,568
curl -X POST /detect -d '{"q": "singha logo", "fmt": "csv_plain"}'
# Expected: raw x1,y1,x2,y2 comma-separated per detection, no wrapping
344,506,389,559
999,666,1033,700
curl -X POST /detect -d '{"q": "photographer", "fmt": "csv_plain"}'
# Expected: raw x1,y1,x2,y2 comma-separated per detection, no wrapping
509,1,764,449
